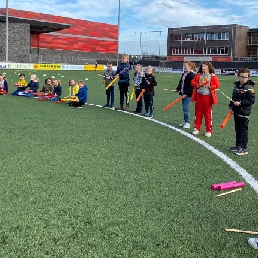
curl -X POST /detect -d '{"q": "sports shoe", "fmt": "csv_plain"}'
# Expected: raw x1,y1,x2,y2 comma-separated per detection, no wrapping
192,128,199,135
115,105,124,110
235,148,248,156
228,146,239,152
103,104,109,108
144,112,149,117
179,122,185,127
248,238,258,250
183,122,190,129
149,113,153,118
205,132,212,137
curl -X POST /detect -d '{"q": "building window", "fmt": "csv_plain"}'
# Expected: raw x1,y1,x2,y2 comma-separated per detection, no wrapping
206,33,219,40
249,33,258,45
183,34,193,40
219,47,229,55
194,34,205,40
181,48,193,55
221,32,229,40
194,48,204,55
248,48,258,57
172,48,181,55
173,34,181,41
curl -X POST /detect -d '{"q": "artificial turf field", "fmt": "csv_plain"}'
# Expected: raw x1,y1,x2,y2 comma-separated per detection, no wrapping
1,69,258,257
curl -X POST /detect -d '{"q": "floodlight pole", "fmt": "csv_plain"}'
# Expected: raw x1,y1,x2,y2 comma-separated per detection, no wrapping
116,0,120,66
5,0,9,62
150,31,164,56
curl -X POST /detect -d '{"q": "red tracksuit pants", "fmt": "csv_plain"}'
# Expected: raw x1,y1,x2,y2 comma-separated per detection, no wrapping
194,93,212,133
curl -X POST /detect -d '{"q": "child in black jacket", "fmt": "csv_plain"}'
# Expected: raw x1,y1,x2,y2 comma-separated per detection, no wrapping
175,61,196,129
142,66,157,118
228,68,255,155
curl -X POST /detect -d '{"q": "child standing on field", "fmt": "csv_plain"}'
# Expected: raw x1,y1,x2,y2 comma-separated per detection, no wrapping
191,61,220,137
133,64,144,113
115,54,130,111
142,66,157,118
175,61,196,129
103,62,116,108
227,68,255,155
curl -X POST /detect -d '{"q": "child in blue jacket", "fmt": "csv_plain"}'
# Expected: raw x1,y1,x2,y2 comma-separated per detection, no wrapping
115,54,130,110
69,80,88,108
27,74,39,93
50,79,62,101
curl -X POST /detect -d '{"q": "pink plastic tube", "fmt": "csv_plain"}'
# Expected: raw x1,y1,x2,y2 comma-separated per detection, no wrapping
211,181,237,190
218,182,245,190
232,182,245,188
218,184,235,190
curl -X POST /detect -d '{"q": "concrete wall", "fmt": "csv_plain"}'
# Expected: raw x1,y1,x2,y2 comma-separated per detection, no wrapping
0,23,30,62
30,48,117,64
234,26,249,57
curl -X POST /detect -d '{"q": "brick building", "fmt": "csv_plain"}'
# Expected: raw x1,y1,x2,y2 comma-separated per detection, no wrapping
0,8,118,63
167,24,251,62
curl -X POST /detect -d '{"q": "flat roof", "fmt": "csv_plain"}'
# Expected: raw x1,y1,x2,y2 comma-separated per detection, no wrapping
249,28,258,33
0,15,70,33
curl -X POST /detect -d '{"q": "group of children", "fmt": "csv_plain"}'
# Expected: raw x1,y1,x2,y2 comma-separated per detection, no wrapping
0,56,255,155
8,73,88,107
102,54,157,118
174,60,255,155
107,55,255,156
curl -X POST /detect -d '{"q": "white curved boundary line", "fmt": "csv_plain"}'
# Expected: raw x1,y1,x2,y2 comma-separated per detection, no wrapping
86,103,258,195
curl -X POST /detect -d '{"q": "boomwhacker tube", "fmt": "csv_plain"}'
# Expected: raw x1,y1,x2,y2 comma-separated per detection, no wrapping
105,77,118,90
220,111,233,128
211,181,237,190
219,182,245,190
136,89,145,102
130,87,135,101
163,96,183,111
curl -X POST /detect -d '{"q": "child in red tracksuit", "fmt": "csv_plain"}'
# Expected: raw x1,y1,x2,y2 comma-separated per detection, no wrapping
191,61,220,137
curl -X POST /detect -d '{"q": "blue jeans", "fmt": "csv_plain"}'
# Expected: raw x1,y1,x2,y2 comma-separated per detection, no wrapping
144,94,153,114
106,86,114,106
181,95,191,123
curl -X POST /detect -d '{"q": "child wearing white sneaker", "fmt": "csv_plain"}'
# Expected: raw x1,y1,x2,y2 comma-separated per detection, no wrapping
175,60,196,129
227,68,255,155
191,61,220,137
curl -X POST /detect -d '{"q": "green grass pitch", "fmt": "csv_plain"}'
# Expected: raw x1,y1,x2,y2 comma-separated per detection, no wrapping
0,69,258,257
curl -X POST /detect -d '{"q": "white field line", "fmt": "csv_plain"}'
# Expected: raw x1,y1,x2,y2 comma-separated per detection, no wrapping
86,103,258,195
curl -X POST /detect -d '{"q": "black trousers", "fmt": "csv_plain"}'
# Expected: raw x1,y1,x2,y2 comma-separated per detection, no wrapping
234,114,249,149
119,82,129,105
144,94,153,114
135,88,143,112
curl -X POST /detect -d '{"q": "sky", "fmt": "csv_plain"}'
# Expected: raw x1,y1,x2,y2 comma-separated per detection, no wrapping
4,0,258,55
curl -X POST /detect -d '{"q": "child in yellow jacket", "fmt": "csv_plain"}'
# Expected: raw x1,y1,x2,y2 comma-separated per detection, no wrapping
68,78,79,97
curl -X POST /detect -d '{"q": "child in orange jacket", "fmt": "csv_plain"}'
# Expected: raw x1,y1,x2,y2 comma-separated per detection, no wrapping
191,61,220,137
